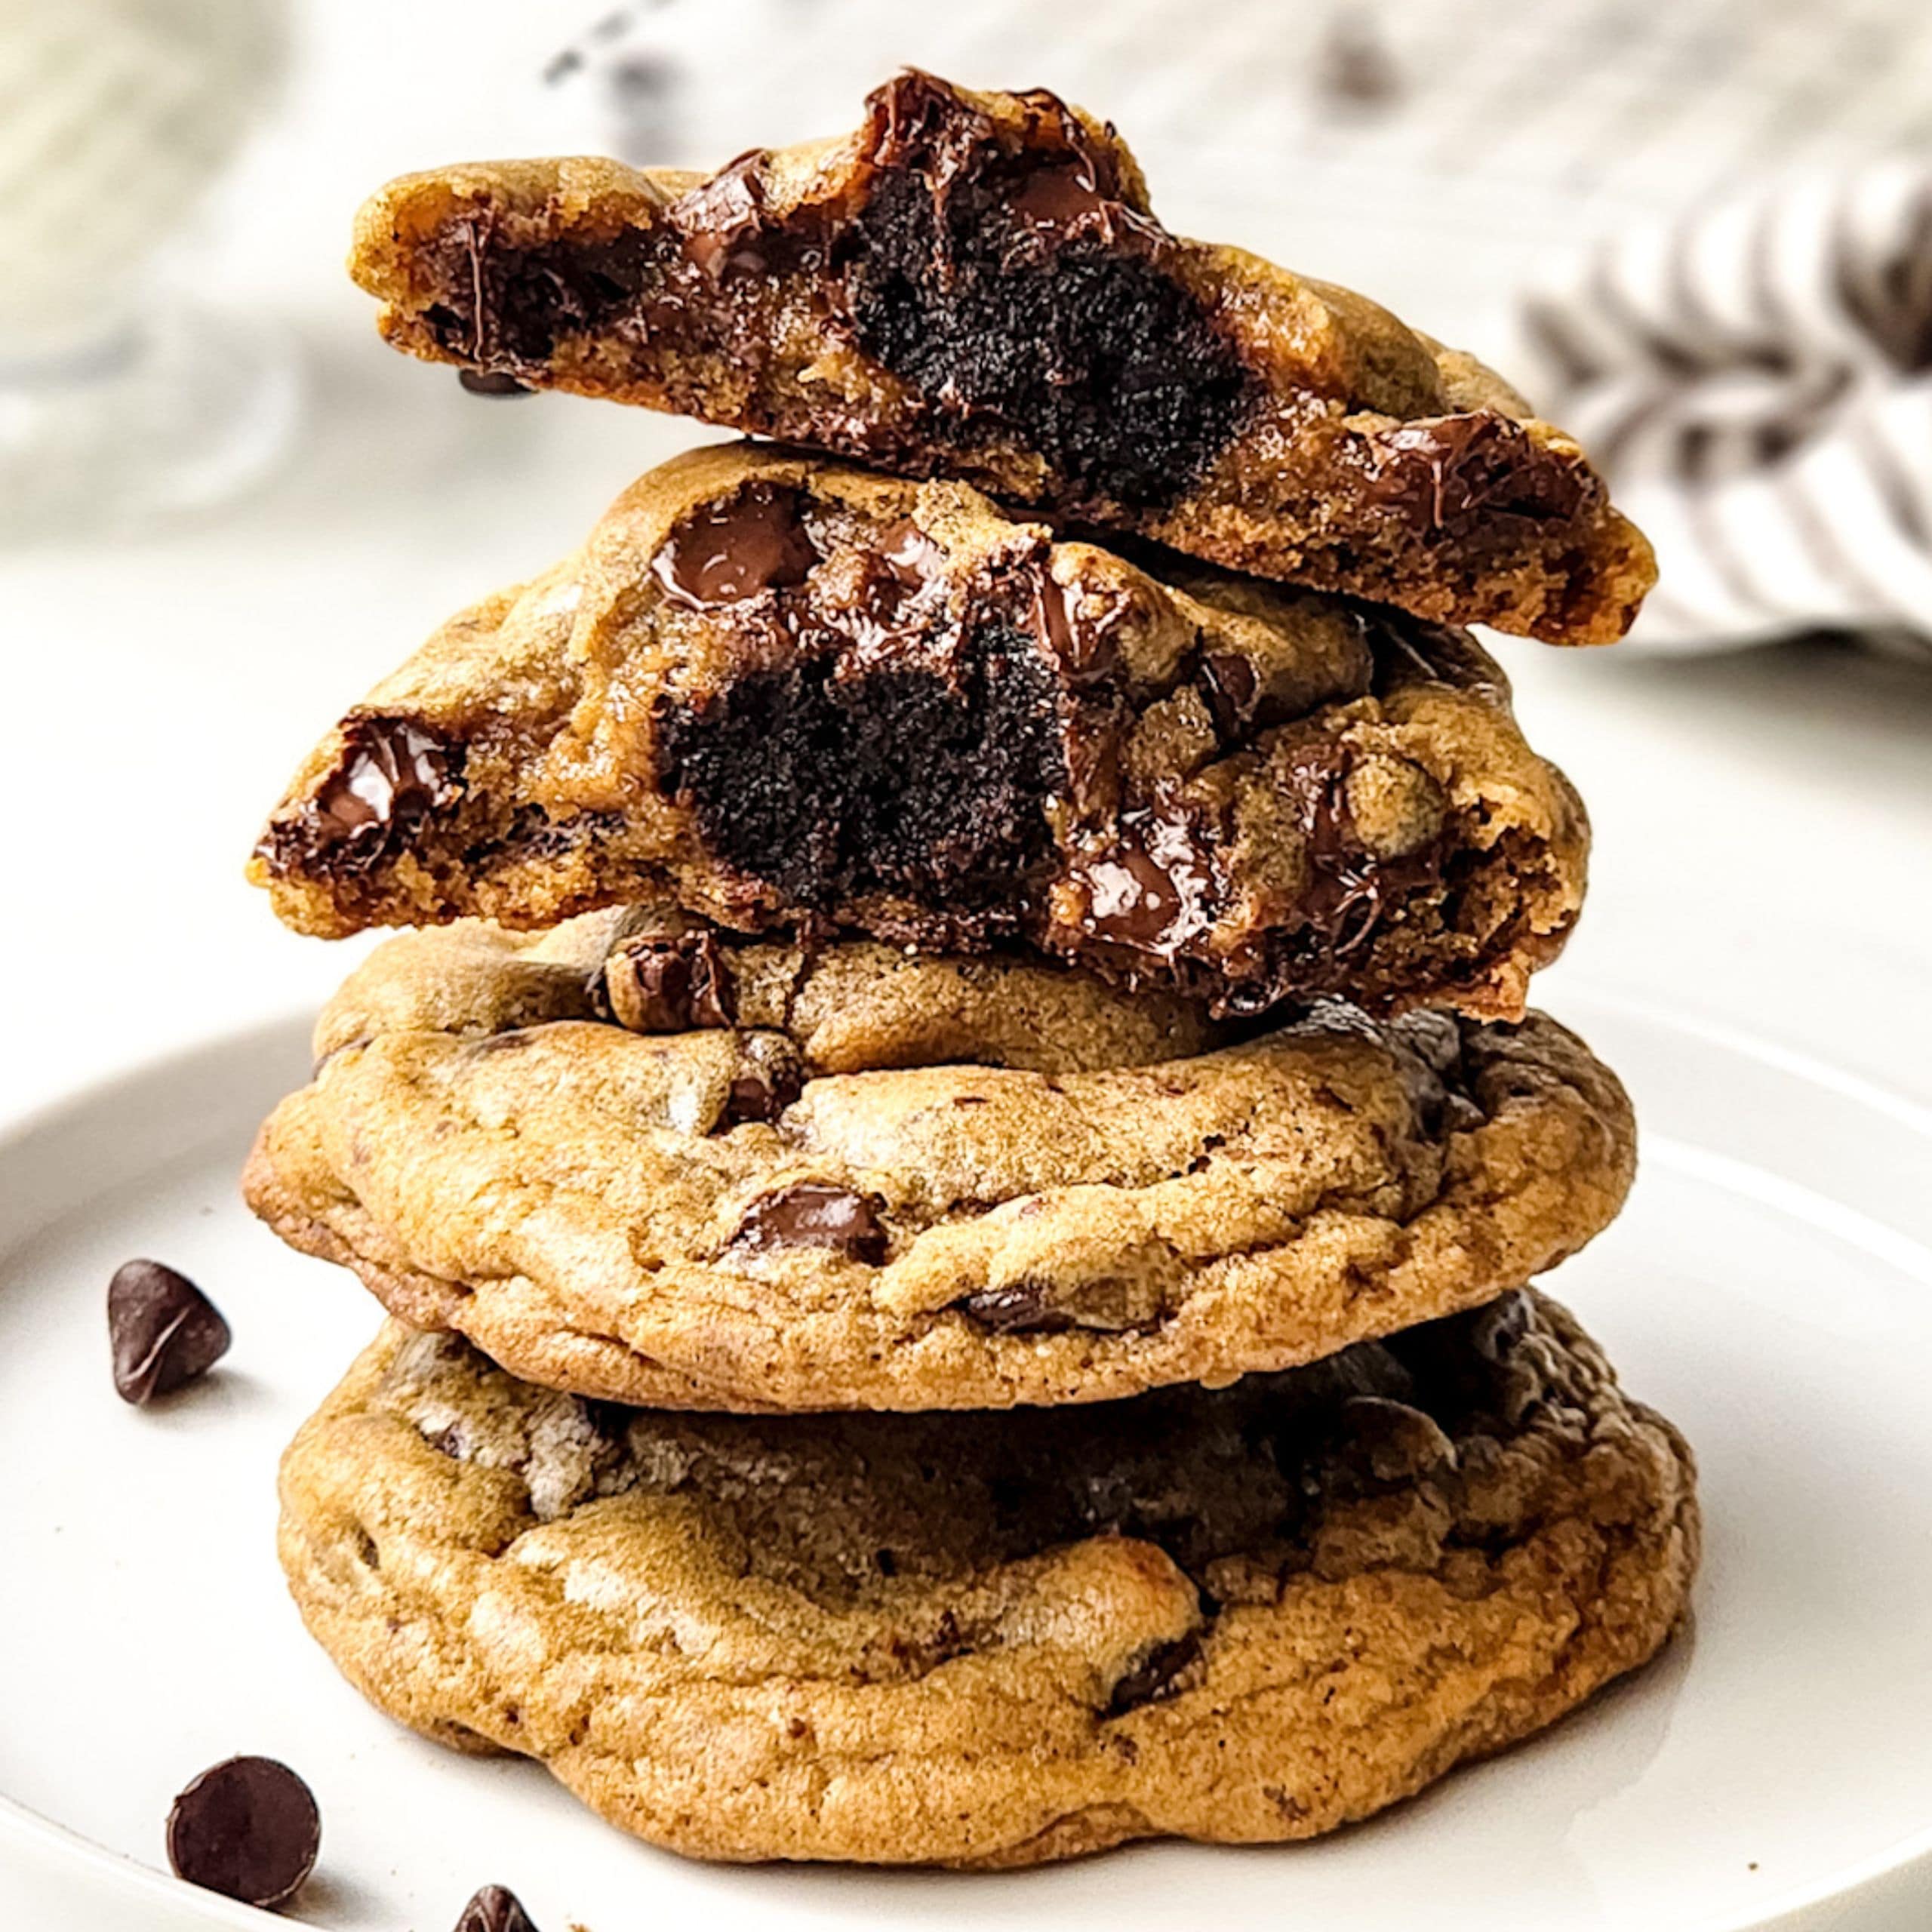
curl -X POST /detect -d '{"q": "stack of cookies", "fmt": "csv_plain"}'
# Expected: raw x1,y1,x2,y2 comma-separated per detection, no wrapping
245,72,1698,1869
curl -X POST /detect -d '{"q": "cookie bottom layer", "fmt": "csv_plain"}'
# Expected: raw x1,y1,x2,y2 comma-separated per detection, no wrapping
277,1291,1697,1866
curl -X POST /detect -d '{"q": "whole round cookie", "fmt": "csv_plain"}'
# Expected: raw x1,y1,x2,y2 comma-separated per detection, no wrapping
244,914,1635,1413
248,440,1590,1026
277,1291,1699,1866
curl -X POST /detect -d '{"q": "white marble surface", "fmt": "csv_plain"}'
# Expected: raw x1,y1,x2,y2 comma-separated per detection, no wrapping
2,0,1929,1112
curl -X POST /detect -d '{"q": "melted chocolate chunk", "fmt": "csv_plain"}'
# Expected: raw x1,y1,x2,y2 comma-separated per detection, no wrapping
1198,651,1259,737
652,484,820,607
1025,564,1126,689
655,621,1062,918
165,1756,321,1909
423,219,660,371
835,518,952,658
1105,1630,1204,1716
724,1065,802,1128
1279,744,1444,959
107,1260,231,1405
1363,415,1589,536
731,1183,888,1262
1073,809,1220,957
604,930,736,1032
842,75,1254,509
955,1281,1078,1334
262,715,462,877
672,149,774,281
454,1884,540,1932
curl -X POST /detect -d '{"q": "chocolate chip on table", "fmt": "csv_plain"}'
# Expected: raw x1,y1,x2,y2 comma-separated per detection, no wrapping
457,368,534,395
109,1260,231,1404
456,1884,540,1932
165,1755,320,1909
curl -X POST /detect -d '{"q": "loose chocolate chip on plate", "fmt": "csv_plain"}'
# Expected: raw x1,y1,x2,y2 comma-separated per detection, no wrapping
455,1882,540,1932
165,1755,320,1909
109,1260,231,1405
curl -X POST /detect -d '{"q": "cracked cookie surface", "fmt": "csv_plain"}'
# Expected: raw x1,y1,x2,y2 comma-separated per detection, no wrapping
243,912,1635,1412
249,443,1588,1025
277,1291,1698,1865
349,72,1654,643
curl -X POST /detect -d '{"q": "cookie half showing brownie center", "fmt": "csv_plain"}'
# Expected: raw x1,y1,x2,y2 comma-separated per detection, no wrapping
250,445,1589,1023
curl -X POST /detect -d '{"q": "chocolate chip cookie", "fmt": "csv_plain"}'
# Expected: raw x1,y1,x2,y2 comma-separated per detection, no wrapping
276,1291,1697,1866
242,913,1633,1412
250,444,1588,1025
349,72,1654,643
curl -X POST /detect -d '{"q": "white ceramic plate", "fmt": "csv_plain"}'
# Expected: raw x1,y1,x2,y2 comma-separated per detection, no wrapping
2,989,1930,1932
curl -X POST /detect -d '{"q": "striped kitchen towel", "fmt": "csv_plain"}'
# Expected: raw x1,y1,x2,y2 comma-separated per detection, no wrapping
1518,162,1932,658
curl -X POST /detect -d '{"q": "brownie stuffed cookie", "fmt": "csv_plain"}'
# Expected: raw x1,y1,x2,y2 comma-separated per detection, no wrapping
277,1291,1697,1865
251,444,1589,1025
349,72,1654,644
242,910,1635,1413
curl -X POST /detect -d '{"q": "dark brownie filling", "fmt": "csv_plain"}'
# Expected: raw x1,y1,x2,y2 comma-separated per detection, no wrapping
653,483,1068,921
838,78,1254,509
417,74,1254,509
657,634,1063,920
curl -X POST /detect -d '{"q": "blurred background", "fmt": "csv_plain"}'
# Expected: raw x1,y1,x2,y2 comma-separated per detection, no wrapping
2,0,1928,1112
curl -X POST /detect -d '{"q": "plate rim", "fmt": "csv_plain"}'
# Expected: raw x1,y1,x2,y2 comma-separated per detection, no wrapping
3,992,1930,1931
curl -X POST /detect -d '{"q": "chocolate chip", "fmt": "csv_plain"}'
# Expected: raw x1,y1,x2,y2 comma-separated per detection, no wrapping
1105,1630,1203,1715
1278,743,1444,960
651,483,819,608
1361,415,1588,534
260,714,463,878
109,1260,230,1404
1072,810,1218,955
455,1883,540,1932
165,1756,320,1909
1198,651,1259,737
457,368,533,396
731,1183,888,1263
604,930,736,1032
955,1281,1077,1334
673,150,774,283
724,1066,801,1127
1026,561,1124,690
